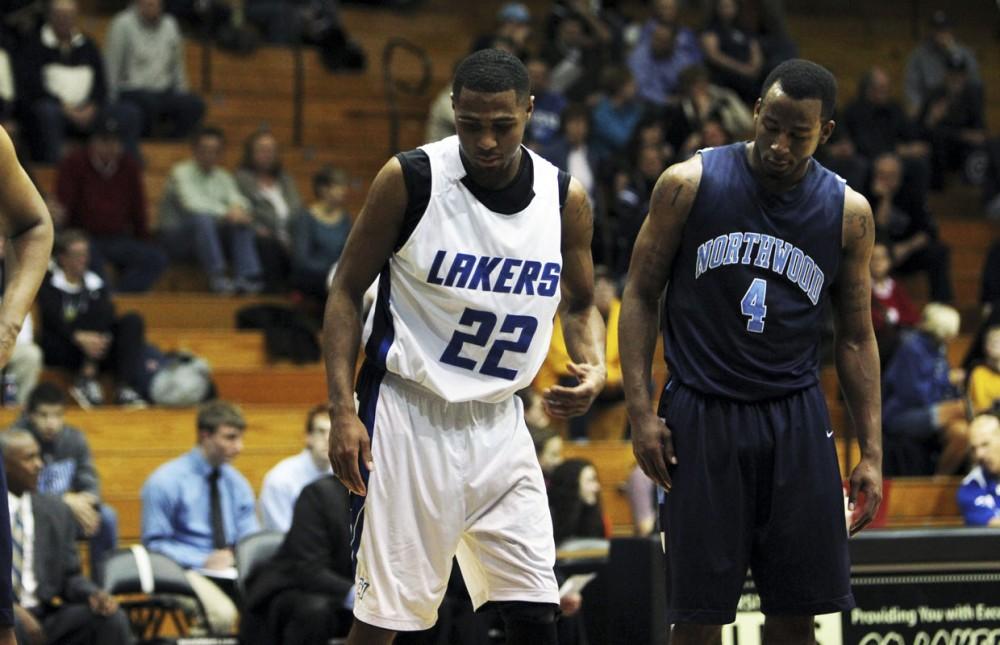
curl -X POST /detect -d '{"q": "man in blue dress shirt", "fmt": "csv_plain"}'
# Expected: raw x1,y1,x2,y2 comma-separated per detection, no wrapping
958,412,1000,527
140,401,259,634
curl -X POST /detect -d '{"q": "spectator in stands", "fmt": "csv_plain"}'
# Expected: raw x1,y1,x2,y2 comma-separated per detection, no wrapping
14,383,118,580
241,475,353,645
525,56,566,149
54,115,167,293
868,152,953,302
541,103,603,204
258,405,332,532
15,0,140,162
470,2,532,60
536,267,624,440
904,10,981,118
635,0,701,63
882,303,970,475
628,18,702,107
918,53,987,190
968,326,1000,414
104,0,205,139
159,126,263,295
541,12,607,102
1,430,134,645
699,0,763,103
590,66,643,160
235,129,300,293
290,166,352,300
612,144,667,276
842,66,928,163
37,229,149,408
141,400,258,635
662,63,752,157
549,458,609,547
958,411,1000,527
871,240,920,368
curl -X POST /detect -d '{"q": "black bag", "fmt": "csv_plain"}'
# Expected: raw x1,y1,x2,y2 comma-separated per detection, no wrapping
236,305,321,364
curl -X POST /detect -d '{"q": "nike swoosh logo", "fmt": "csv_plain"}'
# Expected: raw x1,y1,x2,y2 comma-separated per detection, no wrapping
825,429,834,438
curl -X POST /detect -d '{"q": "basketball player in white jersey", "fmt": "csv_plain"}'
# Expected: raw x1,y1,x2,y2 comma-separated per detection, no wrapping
323,49,606,644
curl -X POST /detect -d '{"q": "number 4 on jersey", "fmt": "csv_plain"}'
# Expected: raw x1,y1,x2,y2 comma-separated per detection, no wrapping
741,278,767,333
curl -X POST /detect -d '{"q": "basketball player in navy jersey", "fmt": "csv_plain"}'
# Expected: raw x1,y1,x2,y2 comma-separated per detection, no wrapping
323,49,606,644
621,59,882,644
0,127,55,644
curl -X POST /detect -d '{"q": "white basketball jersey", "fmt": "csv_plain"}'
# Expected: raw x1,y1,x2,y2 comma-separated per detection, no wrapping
362,136,565,404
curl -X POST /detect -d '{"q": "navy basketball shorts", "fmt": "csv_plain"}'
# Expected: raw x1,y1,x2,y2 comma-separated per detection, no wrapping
657,380,854,624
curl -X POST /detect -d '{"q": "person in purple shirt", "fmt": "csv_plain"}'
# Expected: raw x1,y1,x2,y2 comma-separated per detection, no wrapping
958,412,1000,527
628,19,702,107
141,401,259,635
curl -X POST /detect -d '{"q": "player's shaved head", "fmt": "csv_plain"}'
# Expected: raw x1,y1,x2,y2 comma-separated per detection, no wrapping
759,59,837,122
453,48,531,105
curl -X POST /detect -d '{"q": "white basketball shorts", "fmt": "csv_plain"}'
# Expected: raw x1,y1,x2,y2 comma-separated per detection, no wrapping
351,366,559,632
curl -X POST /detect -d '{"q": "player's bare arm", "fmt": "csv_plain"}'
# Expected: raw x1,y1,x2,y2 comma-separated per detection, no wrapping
323,157,408,496
545,178,607,419
0,126,54,369
831,185,883,536
620,156,702,491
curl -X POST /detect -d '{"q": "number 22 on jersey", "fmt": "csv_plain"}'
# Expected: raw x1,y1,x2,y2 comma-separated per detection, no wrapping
741,278,767,333
440,307,539,381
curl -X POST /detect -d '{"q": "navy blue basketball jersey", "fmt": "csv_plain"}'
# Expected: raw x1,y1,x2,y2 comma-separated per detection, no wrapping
662,143,845,401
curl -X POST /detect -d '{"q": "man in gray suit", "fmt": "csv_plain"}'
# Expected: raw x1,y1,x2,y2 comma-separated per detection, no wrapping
1,430,133,645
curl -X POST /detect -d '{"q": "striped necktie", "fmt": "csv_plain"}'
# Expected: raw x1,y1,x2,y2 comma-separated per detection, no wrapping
11,500,23,600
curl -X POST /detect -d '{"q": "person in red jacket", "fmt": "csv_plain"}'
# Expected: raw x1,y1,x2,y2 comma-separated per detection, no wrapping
871,240,920,366
55,116,167,292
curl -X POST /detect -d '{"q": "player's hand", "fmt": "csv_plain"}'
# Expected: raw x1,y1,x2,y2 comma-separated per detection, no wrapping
88,590,119,616
329,411,374,496
631,413,676,492
848,455,882,536
542,362,606,419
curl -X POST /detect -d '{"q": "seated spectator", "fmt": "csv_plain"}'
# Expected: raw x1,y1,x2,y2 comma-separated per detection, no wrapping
258,405,332,532
590,66,644,160
1,430,133,645
699,0,763,103
54,116,167,293
871,240,920,367
968,326,1000,413
842,66,927,163
141,401,259,635
235,130,300,293
14,0,140,162
541,103,603,204
882,303,969,475
104,0,205,139
611,144,667,275
291,166,352,300
904,10,981,118
542,12,608,103
37,230,148,408
241,476,352,645
918,53,987,189
14,383,119,580
525,56,567,149
868,152,953,302
635,0,701,63
535,267,624,440
958,412,1000,527
159,126,263,294
549,458,609,547
628,18,702,107
470,2,532,59
662,63,752,157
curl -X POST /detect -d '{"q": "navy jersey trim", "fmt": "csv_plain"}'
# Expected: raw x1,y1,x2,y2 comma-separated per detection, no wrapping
557,170,571,211
363,264,395,367
460,148,536,215
395,149,432,251
350,360,386,566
